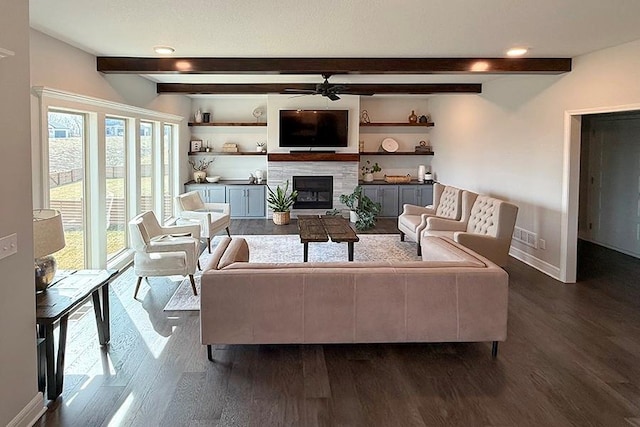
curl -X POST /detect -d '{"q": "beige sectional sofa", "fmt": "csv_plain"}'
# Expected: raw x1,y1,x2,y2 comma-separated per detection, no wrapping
200,236,509,360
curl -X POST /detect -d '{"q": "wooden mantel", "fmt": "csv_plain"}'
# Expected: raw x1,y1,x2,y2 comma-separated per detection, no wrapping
267,152,360,162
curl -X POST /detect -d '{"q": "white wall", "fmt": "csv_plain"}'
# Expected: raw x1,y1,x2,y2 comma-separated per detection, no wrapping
0,3,43,426
429,38,640,279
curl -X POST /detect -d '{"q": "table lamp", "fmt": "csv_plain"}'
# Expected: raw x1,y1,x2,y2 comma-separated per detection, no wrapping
33,209,66,292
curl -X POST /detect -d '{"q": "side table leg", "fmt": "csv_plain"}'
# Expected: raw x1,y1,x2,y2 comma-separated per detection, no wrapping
348,242,354,261
44,324,56,400
55,316,69,398
303,242,309,262
92,285,111,345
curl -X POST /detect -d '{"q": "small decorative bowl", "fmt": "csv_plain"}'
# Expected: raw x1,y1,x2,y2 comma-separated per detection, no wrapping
205,176,220,183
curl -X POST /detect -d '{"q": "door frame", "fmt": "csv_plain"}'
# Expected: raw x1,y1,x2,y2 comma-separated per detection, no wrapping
561,102,640,283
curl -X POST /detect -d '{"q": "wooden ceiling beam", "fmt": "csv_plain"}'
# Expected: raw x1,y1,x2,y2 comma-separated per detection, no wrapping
156,83,482,95
98,57,571,75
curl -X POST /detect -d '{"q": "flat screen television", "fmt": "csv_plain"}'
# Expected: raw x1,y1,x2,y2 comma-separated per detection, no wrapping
279,110,349,148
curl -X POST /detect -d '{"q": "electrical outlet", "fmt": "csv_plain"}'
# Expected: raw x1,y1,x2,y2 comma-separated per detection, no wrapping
0,233,17,260
539,239,546,250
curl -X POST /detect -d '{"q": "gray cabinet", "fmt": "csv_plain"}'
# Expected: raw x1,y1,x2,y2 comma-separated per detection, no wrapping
363,185,399,217
398,184,433,212
184,183,225,203
184,183,265,218
226,185,265,218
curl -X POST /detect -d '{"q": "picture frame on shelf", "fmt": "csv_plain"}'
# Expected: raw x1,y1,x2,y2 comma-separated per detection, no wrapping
190,140,203,152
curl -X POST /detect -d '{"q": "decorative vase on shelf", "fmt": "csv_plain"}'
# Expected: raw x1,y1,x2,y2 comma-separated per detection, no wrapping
363,173,374,182
408,110,418,123
194,109,203,123
193,170,206,183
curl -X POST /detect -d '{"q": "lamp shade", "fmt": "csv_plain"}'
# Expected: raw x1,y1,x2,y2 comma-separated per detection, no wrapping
33,209,65,259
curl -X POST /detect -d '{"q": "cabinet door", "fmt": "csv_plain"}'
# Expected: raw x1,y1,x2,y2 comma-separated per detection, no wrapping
226,187,247,217
362,186,380,205
378,186,399,217
184,184,205,199
417,184,434,207
398,186,419,211
207,186,226,203
245,186,266,217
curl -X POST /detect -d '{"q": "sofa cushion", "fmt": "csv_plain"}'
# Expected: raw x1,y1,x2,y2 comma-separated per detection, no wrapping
202,236,232,271
420,236,486,267
218,237,250,269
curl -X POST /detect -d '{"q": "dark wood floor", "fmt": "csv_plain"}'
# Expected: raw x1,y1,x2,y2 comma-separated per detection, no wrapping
36,220,640,426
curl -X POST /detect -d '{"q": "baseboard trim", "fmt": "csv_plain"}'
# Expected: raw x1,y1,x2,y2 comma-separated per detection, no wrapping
7,392,46,427
509,246,562,282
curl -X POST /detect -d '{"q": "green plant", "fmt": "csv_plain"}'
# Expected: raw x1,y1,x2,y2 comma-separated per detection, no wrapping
339,185,381,231
266,180,298,212
361,160,381,176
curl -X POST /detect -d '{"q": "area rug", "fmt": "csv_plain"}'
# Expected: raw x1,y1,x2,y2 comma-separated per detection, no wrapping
163,234,419,311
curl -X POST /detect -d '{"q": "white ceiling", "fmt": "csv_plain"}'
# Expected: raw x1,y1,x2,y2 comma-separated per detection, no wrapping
29,0,640,86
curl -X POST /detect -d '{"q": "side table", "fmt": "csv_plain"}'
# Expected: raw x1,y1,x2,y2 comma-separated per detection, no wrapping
36,269,118,400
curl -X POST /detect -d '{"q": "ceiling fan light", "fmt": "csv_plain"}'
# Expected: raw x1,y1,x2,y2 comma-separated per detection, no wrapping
153,45,175,55
506,47,529,57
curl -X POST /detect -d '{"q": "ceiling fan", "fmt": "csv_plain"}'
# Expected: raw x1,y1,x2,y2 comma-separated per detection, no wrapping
284,74,373,101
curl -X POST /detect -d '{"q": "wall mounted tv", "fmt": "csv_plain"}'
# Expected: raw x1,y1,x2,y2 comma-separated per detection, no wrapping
279,110,349,148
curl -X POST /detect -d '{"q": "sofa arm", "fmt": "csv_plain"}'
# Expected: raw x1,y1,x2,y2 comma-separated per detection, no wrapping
453,233,506,266
401,204,435,216
426,216,466,231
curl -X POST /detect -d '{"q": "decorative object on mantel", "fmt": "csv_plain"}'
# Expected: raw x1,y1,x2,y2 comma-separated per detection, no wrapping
359,140,365,152
419,114,429,123
189,158,214,183
380,137,399,153
256,141,266,152
361,160,381,182
267,180,298,225
33,209,66,292
385,174,412,183
194,109,203,123
202,112,211,123
360,110,371,123
415,140,432,153
408,110,418,123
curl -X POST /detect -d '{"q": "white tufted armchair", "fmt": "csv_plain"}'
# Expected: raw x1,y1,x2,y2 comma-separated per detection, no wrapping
422,195,518,266
175,191,231,254
129,211,201,299
398,183,470,255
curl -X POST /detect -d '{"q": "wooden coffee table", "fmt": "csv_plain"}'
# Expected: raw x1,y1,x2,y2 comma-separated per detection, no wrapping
297,215,359,261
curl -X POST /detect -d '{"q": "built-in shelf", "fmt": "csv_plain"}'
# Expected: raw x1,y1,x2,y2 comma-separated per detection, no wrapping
188,122,267,127
359,151,434,156
360,122,434,127
188,151,266,156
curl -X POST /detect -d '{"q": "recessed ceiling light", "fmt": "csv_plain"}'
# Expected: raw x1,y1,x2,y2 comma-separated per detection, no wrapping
153,46,175,55
506,47,529,57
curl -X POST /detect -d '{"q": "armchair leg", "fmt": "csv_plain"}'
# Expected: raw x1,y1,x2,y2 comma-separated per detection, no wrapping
400,232,405,242
207,237,212,254
197,260,201,271
492,341,499,358
134,277,143,299
207,345,214,362
225,227,231,237
189,274,198,296
417,244,422,256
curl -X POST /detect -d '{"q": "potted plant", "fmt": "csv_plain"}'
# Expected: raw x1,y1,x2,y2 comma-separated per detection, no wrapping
266,180,298,225
361,160,381,182
339,185,381,231
189,158,214,183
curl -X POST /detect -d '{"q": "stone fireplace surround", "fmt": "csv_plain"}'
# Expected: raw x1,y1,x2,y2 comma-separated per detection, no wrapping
267,161,359,218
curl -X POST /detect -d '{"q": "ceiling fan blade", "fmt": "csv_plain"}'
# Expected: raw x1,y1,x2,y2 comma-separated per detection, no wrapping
327,93,341,101
284,88,316,94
